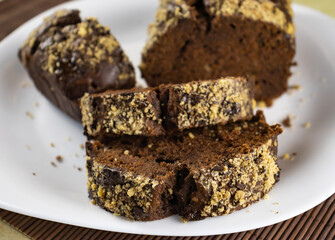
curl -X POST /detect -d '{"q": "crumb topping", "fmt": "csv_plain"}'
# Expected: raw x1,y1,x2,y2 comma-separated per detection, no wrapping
81,91,163,136
41,18,120,75
205,0,294,35
20,9,134,91
87,161,159,219
142,0,294,56
172,77,253,128
195,138,279,217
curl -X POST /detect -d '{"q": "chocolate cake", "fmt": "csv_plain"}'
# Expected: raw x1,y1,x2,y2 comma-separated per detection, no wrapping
140,0,295,105
86,111,282,221
19,9,135,121
81,88,165,137
81,76,253,137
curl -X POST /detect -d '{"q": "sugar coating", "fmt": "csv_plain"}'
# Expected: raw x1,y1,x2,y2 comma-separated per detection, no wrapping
81,91,163,136
170,77,253,129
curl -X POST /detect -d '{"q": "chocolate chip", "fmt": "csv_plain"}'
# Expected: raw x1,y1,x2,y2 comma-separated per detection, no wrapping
211,165,223,171
102,167,124,186
236,183,246,190
254,157,261,164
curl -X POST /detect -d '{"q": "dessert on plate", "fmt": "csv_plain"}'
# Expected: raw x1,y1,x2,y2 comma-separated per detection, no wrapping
140,0,295,105
86,111,282,221
19,9,135,121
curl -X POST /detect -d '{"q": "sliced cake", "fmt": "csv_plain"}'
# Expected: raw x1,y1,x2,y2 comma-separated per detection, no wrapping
81,88,165,137
81,76,253,137
86,111,282,221
19,9,135,121
140,0,295,105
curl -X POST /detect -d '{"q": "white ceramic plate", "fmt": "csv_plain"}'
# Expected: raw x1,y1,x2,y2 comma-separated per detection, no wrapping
0,0,335,236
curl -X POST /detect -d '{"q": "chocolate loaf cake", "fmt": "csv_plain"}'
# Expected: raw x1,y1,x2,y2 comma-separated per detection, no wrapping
81,88,165,137
86,111,282,221
140,0,295,105
81,76,253,137
19,9,135,121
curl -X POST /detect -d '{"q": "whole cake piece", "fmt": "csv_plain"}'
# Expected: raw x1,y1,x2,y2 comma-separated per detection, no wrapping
86,111,282,221
80,76,253,138
140,0,295,105
19,9,135,121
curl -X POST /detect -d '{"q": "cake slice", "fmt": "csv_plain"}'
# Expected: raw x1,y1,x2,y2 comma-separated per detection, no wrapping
81,88,164,137
159,76,253,130
86,111,282,221
140,0,295,105
80,76,254,138
19,9,135,121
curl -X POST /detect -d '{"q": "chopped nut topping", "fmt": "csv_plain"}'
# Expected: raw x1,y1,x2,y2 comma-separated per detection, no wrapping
124,150,130,155
20,81,33,88
25,111,34,119
188,132,195,139
281,153,295,161
303,122,311,129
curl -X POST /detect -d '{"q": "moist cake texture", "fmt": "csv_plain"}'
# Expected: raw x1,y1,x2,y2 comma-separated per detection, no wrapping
86,111,282,221
19,9,135,120
81,76,254,137
140,0,295,105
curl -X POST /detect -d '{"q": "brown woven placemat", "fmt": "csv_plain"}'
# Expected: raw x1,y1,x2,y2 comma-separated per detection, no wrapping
1,194,334,240
1,0,335,239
